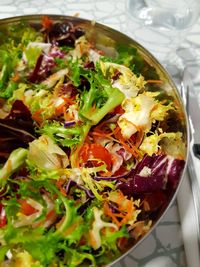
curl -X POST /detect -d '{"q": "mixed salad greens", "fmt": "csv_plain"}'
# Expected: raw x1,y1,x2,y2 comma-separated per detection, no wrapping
0,16,186,266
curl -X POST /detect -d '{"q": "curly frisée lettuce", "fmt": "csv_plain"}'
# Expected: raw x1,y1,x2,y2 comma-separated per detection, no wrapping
118,92,174,139
0,16,187,267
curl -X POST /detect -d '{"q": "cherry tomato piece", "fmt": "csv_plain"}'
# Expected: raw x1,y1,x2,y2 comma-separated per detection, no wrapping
79,143,113,170
18,199,38,216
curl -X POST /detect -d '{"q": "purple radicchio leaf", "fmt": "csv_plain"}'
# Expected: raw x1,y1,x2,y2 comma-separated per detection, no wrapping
29,54,44,83
47,22,85,47
0,100,36,163
166,158,185,188
117,154,185,195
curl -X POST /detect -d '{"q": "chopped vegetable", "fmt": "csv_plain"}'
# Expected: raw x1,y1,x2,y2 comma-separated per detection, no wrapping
27,134,69,170
0,17,186,267
0,148,28,185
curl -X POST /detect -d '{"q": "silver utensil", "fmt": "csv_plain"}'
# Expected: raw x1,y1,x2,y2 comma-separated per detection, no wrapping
181,68,200,247
183,68,200,159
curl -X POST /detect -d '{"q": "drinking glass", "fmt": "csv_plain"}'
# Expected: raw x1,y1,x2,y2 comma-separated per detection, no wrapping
126,0,200,67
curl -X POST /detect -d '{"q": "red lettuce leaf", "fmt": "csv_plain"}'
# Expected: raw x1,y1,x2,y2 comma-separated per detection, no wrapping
117,154,185,195
29,54,44,83
0,100,36,163
47,22,85,46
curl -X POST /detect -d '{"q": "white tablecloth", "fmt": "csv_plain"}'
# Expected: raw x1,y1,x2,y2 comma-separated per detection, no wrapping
1,1,200,266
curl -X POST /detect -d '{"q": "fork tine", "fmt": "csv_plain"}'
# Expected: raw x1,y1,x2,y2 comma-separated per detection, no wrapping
181,68,200,251
181,69,192,141
181,69,189,112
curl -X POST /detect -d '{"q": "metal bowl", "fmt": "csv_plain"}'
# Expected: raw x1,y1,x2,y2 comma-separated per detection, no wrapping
0,14,188,266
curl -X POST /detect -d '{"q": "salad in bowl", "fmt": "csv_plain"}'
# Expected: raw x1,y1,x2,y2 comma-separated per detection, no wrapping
0,15,187,267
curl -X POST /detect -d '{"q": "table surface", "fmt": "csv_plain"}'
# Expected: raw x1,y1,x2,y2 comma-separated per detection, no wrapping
1,1,200,267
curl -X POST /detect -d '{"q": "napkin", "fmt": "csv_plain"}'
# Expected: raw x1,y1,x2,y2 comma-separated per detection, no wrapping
177,150,200,267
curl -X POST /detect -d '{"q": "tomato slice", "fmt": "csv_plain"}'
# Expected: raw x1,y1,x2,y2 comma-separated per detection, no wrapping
18,199,38,216
79,143,112,170
79,143,90,163
0,204,6,228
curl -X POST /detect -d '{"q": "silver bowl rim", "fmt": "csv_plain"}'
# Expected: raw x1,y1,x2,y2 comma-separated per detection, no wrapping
0,14,189,266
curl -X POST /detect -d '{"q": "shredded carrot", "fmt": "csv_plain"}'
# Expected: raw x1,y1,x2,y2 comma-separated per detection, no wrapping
12,74,20,82
55,102,66,115
56,179,67,196
45,210,56,221
101,227,115,235
103,191,135,227
64,221,80,235
104,202,121,226
79,43,84,55
36,209,56,228
62,96,76,106
63,107,70,122
60,97,77,121
112,125,121,136
91,130,113,138
114,127,140,158
32,109,44,124
78,143,90,163
89,230,98,248
146,79,163,84
91,125,141,159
